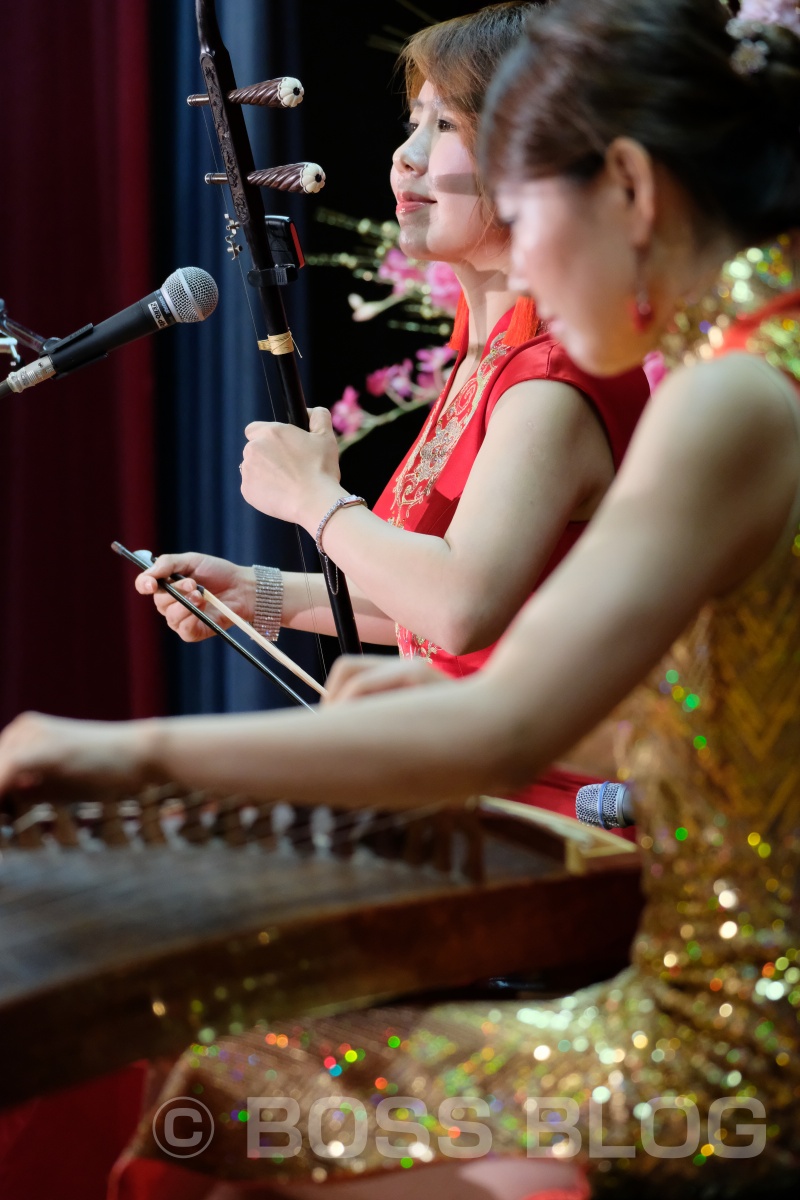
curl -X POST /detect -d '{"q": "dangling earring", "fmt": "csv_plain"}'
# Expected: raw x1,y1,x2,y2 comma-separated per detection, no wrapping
448,291,469,352
629,253,654,334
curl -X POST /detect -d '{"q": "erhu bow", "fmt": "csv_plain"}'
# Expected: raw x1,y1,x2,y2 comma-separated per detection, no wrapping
190,0,362,656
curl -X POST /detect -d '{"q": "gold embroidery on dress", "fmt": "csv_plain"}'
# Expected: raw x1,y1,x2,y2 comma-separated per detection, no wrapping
388,332,512,662
394,624,439,663
389,333,511,528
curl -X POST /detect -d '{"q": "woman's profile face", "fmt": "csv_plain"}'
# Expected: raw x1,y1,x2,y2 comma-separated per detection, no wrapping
391,80,507,270
497,172,663,376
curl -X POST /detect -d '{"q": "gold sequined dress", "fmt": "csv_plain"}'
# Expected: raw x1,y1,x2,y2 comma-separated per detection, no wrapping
118,296,800,1197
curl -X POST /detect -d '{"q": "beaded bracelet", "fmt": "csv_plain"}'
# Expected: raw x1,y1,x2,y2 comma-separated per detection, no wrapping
252,564,283,642
315,494,367,594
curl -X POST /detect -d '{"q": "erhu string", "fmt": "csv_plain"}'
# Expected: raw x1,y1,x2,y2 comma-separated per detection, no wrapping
198,104,331,689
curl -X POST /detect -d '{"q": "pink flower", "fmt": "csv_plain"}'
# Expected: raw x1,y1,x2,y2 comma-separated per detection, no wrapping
331,385,365,435
415,345,455,390
426,261,461,314
416,346,455,372
643,351,667,392
365,366,392,396
378,247,426,294
737,1,800,37
366,359,414,398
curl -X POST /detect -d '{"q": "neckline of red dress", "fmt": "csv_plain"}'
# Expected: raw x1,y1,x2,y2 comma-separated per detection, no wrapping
732,288,800,330
440,307,517,413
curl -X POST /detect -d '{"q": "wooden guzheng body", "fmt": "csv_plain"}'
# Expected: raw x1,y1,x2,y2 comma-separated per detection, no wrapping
0,791,642,1108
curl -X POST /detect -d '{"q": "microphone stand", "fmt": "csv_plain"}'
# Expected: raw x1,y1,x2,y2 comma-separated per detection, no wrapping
0,299,56,359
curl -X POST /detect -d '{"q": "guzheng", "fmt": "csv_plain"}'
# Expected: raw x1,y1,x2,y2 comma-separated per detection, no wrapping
0,792,641,1107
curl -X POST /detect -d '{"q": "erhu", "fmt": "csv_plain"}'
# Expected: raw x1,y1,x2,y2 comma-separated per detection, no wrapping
188,0,361,656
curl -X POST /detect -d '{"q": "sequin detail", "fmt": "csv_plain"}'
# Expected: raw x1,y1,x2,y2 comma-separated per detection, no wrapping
662,233,798,369
126,306,800,1195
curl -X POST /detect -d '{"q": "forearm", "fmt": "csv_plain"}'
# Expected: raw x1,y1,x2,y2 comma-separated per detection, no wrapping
280,571,397,645
138,674,519,811
311,497,488,653
136,540,673,812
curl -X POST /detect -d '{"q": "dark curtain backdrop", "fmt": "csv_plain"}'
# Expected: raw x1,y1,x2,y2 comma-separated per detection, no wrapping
0,0,160,725
149,0,325,715
0,0,476,730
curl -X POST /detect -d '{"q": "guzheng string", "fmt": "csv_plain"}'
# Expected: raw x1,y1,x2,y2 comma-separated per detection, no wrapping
7,792,469,864
108,546,470,853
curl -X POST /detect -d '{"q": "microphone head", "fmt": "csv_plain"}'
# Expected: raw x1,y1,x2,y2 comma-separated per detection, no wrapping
575,781,633,829
160,267,219,323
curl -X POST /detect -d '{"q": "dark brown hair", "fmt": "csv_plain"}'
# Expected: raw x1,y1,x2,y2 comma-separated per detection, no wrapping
481,0,800,243
398,3,543,156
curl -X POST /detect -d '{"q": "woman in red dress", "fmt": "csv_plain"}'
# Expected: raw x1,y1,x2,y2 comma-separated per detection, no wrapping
141,3,648,815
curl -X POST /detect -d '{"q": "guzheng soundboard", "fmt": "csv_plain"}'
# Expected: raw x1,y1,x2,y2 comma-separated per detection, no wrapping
0,791,641,1107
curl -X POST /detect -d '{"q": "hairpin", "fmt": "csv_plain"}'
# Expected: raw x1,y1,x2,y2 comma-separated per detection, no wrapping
726,1,800,73
726,20,770,74
729,0,800,73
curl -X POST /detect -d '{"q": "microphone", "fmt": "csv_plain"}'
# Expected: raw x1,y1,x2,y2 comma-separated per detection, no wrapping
0,267,218,398
575,780,635,829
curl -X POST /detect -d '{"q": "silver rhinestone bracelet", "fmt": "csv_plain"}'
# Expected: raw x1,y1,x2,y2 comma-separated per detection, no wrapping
252,564,283,642
315,494,367,594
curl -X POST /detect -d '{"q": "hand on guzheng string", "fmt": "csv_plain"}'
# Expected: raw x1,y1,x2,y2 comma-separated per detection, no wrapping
324,654,447,705
136,551,255,642
0,712,150,799
240,406,342,528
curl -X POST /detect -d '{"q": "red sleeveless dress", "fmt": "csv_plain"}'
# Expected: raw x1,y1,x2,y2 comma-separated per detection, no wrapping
373,308,650,812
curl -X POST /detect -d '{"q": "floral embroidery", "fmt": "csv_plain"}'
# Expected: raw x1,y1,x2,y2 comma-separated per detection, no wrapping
388,330,514,663
395,626,440,663
388,332,511,527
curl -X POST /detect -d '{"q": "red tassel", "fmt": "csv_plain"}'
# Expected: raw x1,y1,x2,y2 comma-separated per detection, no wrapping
519,1190,590,1200
448,290,469,352
504,295,540,346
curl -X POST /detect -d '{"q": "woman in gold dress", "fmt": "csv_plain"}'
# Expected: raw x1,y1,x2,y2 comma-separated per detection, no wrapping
1,1,799,1197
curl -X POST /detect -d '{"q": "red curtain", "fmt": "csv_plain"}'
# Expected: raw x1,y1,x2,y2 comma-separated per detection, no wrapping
0,0,163,725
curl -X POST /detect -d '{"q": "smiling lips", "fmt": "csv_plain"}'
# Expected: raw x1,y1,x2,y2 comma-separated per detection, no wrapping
395,192,435,216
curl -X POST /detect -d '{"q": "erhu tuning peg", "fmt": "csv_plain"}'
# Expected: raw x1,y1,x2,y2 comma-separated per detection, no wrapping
205,163,326,195
187,76,304,109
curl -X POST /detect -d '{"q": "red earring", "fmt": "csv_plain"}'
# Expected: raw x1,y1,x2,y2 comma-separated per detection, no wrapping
630,252,654,333
629,289,654,333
